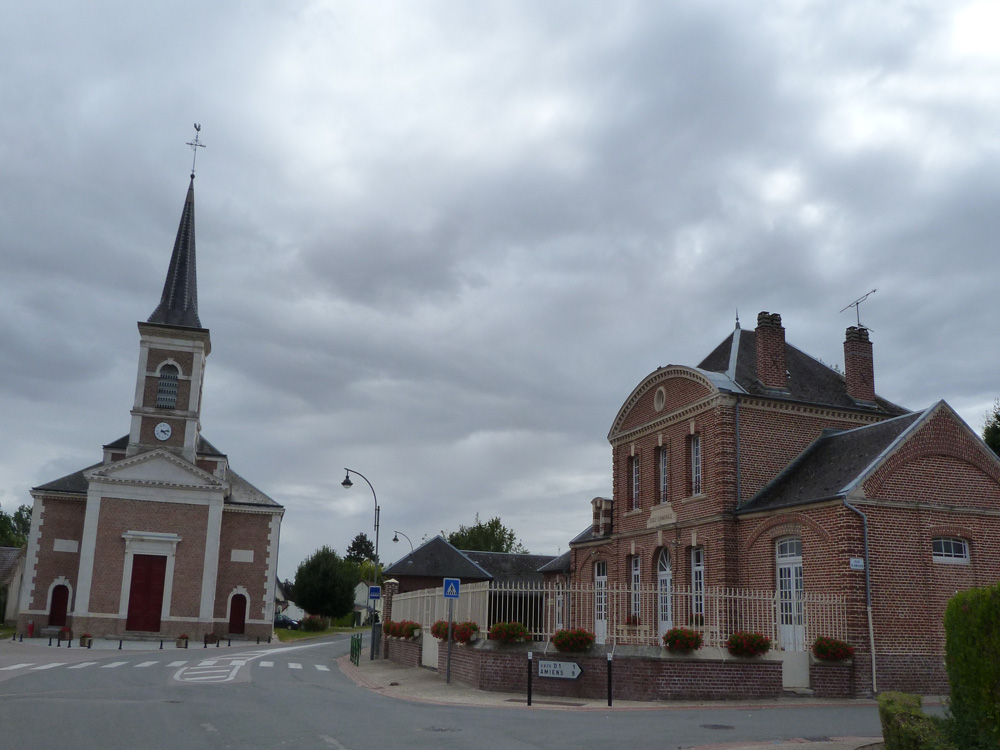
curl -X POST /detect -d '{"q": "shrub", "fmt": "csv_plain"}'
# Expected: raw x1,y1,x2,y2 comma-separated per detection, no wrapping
431,620,450,639
552,628,595,653
385,620,420,638
663,627,703,653
725,631,771,657
812,636,854,661
878,692,956,750
300,616,326,632
944,583,1000,749
488,621,528,643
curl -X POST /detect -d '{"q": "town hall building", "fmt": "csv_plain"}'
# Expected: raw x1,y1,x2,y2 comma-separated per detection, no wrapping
16,174,283,642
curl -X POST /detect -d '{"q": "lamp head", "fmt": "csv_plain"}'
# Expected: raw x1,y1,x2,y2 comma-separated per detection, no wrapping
392,533,399,543
341,471,353,489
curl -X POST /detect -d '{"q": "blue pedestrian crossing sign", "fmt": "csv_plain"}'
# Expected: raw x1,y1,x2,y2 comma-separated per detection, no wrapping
368,585,381,600
443,578,460,599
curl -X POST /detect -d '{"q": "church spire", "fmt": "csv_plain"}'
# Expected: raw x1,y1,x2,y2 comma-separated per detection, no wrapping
147,176,202,329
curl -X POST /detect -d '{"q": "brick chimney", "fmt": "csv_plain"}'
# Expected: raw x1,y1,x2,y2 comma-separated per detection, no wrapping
755,312,787,389
844,326,876,402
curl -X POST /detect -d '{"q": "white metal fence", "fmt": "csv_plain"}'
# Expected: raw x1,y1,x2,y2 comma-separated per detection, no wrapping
390,580,848,651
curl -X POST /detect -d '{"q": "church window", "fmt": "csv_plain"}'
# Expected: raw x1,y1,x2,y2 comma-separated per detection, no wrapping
689,434,702,496
630,455,641,510
156,364,179,409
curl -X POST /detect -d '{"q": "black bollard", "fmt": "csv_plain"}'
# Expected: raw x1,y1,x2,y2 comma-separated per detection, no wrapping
216,639,220,648
227,637,231,647
48,637,52,646
11,632,15,642
119,640,123,650
527,651,533,707
607,652,613,707
256,636,260,645
19,634,23,642
87,639,92,649
67,638,71,648
203,640,207,648
160,640,163,650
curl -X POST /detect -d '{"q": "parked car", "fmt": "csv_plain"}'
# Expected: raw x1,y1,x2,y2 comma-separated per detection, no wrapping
274,613,300,630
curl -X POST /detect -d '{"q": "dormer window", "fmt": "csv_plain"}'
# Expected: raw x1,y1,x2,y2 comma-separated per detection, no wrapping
156,364,179,409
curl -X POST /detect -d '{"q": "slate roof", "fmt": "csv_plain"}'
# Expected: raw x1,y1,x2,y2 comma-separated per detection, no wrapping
147,177,203,329
738,409,925,513
461,551,557,583
0,547,24,583
32,436,280,508
383,536,493,580
537,550,571,574
697,326,909,415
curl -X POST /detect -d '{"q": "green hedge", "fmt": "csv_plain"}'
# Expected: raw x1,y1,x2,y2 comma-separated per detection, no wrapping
877,693,954,750
944,583,1000,749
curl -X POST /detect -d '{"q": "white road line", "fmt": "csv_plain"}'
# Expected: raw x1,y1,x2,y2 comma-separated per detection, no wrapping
68,662,98,669
30,663,66,671
167,661,188,667
289,663,302,669
259,661,274,667
135,661,159,668
315,664,330,671
199,660,219,666
0,663,33,671
101,662,128,669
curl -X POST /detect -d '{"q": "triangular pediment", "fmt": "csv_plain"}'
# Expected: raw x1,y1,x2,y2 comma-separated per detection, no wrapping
85,449,227,491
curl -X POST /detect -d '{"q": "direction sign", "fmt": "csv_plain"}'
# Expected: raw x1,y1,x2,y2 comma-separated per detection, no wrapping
443,577,461,599
537,660,583,679
368,585,381,600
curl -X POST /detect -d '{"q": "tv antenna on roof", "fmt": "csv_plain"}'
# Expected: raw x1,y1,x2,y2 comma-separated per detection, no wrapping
840,289,877,330
186,123,205,178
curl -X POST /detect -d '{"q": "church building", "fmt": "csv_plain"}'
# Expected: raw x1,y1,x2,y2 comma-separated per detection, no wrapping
17,174,283,641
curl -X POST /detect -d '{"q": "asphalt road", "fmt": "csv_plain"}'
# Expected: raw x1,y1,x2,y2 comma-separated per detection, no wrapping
0,634,890,749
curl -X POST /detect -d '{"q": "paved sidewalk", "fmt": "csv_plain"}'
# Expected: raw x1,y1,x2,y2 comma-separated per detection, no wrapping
337,653,884,750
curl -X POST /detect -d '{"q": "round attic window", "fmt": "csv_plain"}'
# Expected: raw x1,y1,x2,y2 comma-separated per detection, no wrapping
654,386,666,412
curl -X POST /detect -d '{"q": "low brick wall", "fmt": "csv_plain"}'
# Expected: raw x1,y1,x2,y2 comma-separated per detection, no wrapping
384,636,422,668
809,657,854,698
437,641,783,701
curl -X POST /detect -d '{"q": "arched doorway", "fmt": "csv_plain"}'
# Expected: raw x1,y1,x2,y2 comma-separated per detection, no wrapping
228,594,247,635
657,549,673,638
49,585,69,627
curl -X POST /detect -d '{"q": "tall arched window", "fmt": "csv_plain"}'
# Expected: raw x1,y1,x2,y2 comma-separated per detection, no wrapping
156,364,179,409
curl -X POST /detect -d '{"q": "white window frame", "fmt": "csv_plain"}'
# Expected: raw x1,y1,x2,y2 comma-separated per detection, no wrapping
690,435,702,496
691,547,705,618
932,537,970,564
631,556,641,618
631,455,641,510
658,447,669,504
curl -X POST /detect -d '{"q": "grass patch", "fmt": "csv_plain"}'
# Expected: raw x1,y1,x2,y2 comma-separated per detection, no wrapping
274,626,364,643
0,626,14,640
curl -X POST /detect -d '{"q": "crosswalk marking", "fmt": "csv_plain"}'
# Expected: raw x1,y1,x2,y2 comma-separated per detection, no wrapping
259,661,274,667
315,664,330,671
68,662,98,669
289,663,302,669
30,663,66,670
0,657,338,676
101,661,128,669
0,663,33,671
135,661,159,668
167,661,188,667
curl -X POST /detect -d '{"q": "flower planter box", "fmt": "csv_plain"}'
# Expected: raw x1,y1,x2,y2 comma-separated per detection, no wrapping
79,636,93,648
58,629,73,642
176,637,189,649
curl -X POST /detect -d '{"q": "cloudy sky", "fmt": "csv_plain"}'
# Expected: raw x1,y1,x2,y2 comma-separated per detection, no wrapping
2,1,998,581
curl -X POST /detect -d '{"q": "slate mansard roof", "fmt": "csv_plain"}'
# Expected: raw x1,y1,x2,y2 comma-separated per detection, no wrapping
31,435,281,509
738,409,927,513
383,536,493,580
697,326,909,416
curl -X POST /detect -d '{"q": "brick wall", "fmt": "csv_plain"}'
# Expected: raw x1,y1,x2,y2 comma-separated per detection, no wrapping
435,642,782,701
809,658,855,698
384,636,422,668
215,510,271,622
26,496,86,612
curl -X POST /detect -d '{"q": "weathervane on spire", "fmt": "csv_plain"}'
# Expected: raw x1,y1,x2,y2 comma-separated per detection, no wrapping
186,123,205,178
840,288,877,329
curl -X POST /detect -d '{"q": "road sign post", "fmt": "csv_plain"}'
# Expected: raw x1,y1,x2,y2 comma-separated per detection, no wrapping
443,578,460,684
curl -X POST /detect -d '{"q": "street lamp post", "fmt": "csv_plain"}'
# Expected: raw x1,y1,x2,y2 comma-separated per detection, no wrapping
341,468,380,570
392,530,413,553
342,468,381,661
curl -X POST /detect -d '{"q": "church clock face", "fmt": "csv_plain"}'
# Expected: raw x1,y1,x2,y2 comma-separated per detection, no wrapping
154,422,172,441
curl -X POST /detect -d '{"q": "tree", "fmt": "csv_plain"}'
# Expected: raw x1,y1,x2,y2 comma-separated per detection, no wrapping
291,546,357,619
0,504,31,548
984,399,1000,457
446,515,528,554
345,532,377,564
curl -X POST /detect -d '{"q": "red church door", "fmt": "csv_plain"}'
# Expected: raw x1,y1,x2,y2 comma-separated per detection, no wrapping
125,555,167,632
228,595,247,635
49,585,69,627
